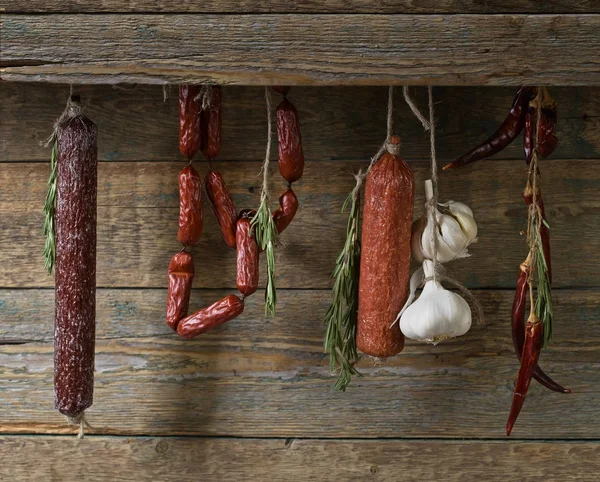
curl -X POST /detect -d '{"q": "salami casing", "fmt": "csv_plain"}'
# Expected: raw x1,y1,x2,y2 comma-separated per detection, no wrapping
236,216,260,296
54,109,98,417
166,251,195,330
200,86,222,161
179,85,202,160
273,188,298,234
276,98,304,184
178,165,203,246
177,295,244,338
357,137,414,358
205,169,237,248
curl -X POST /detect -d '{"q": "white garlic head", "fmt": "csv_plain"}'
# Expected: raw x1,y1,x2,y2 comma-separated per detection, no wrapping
411,182,478,264
399,260,472,344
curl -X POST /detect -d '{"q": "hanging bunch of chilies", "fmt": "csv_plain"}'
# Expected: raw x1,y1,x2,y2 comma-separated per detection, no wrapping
446,86,570,435
166,85,303,337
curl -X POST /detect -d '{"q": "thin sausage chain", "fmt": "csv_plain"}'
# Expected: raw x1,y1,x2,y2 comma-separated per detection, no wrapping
166,86,303,338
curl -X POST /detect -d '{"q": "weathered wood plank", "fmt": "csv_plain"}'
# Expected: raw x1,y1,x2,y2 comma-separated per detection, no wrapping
1,160,599,289
2,14,599,85
0,288,598,438
3,1,599,14
1,437,599,482
2,83,598,162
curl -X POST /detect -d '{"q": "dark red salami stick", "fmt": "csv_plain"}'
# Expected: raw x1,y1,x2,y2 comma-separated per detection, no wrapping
54,100,98,419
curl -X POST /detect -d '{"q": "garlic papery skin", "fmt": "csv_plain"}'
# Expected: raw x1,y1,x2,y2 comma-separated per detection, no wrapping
411,180,478,263
399,260,472,344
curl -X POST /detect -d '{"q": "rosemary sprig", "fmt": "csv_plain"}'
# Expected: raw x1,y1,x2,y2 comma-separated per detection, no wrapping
531,220,553,347
42,138,58,274
251,192,279,317
324,190,362,391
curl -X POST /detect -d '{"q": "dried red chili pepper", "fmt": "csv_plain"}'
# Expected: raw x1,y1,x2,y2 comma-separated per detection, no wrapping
179,85,202,160
277,98,305,183
444,86,536,170
273,188,298,234
507,312,544,436
524,97,558,165
511,261,569,394
200,86,222,161
538,104,559,159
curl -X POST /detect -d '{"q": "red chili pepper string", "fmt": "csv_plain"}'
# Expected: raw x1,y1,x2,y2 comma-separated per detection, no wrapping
511,258,570,394
443,86,536,170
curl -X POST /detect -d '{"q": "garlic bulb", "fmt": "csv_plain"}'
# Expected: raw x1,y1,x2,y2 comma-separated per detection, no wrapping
411,180,478,263
400,260,472,344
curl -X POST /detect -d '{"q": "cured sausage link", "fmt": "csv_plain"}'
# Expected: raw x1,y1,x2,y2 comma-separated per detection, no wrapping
54,110,98,417
273,188,298,234
178,165,203,246
205,169,238,248
200,86,222,161
179,84,201,160
166,251,195,330
177,295,245,338
276,98,305,184
357,136,414,358
236,216,260,296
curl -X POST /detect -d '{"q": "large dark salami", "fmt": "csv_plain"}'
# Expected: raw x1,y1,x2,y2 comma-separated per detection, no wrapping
54,107,98,418
357,137,414,358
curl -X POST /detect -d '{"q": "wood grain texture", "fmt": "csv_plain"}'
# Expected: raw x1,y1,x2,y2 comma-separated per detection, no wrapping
3,1,599,14
1,437,599,482
2,83,599,162
2,14,600,85
1,159,599,289
1,288,598,438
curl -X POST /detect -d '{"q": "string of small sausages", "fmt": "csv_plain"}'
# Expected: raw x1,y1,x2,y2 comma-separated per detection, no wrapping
166,85,304,338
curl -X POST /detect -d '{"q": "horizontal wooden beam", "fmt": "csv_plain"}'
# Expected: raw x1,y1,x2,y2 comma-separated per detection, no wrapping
2,1,600,14
2,160,600,289
2,83,599,162
1,436,599,481
0,289,597,438
2,14,599,85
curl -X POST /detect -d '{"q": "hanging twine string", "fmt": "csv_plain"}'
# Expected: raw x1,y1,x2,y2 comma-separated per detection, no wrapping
349,86,396,203
427,86,441,282
43,85,82,148
194,85,215,111
67,412,92,439
393,86,484,326
403,86,431,131
259,86,274,200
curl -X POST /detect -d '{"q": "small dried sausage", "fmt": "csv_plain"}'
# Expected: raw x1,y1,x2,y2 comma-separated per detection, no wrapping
200,86,222,161
276,98,304,183
178,165,203,246
166,251,195,330
177,295,245,338
273,188,298,234
236,216,260,296
205,169,237,248
271,86,291,96
179,85,201,160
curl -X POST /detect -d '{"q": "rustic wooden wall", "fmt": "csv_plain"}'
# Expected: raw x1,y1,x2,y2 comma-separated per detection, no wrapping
1,81,599,481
